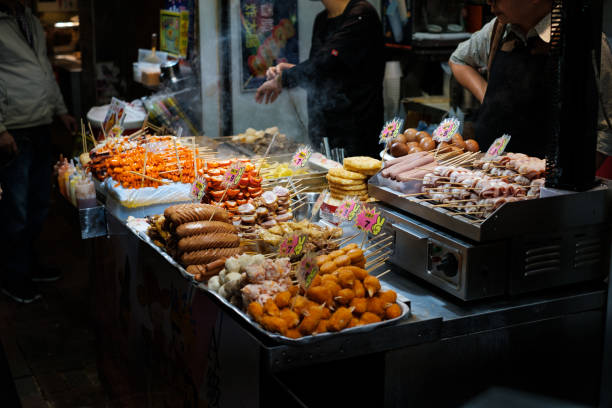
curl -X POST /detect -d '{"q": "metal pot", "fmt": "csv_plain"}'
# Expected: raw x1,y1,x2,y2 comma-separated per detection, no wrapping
160,60,181,84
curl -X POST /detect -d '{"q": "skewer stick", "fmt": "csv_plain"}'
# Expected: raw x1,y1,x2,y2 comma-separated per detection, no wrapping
128,171,169,184
173,137,183,181
88,121,97,147
367,259,387,273
376,269,392,279
365,251,392,268
363,235,393,252
335,232,361,247
364,241,393,259
292,201,308,213
141,146,148,188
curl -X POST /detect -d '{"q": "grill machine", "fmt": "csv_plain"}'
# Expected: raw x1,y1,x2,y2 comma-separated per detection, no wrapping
371,0,611,301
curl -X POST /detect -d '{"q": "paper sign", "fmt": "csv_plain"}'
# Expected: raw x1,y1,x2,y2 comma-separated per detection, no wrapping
355,206,385,235
103,97,127,138
433,118,461,142
291,146,313,169
191,176,207,201
311,190,328,219
485,134,512,158
279,234,308,258
297,252,319,290
379,118,404,144
335,198,361,221
223,162,246,187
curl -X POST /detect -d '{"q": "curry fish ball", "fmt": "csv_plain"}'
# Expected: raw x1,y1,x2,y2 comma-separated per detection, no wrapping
264,299,280,317
314,319,329,334
378,290,397,307
279,308,300,328
306,286,333,306
285,329,302,339
335,288,356,305
366,297,386,318
350,297,368,314
322,280,342,297
320,261,337,275
334,255,351,267
274,291,292,309
328,307,353,332
364,275,381,297
354,280,366,298
261,316,288,334
316,254,330,266
337,269,356,288
360,312,382,325
386,303,402,320
248,302,264,322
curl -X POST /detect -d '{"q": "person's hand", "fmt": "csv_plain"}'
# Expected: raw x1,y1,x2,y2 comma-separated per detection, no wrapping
266,62,295,80
59,114,78,134
255,77,282,104
0,131,17,156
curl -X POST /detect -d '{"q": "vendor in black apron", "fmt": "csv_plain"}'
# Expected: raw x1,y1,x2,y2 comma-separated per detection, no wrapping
450,0,612,161
254,0,384,158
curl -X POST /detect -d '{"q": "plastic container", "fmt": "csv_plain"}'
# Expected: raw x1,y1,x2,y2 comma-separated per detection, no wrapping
76,175,97,209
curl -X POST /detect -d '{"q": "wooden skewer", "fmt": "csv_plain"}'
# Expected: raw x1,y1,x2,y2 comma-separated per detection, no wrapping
292,201,308,213
376,269,392,279
365,241,393,259
432,203,493,208
335,232,361,247
367,260,387,273
365,251,392,268
363,234,393,252
127,171,169,184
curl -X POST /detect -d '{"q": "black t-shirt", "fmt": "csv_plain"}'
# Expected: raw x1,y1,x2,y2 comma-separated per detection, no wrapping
282,0,384,156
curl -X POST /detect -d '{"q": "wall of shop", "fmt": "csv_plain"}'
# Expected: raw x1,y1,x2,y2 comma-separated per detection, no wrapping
200,0,381,141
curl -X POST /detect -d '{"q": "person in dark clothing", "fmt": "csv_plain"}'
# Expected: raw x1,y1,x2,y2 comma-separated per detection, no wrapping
255,0,384,158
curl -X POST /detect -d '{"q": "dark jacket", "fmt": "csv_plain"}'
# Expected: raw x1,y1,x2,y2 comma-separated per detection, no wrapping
282,0,384,156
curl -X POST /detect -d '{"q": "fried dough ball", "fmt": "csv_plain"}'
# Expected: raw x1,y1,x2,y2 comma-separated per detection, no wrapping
264,299,280,317
334,255,351,267
343,243,359,252
275,291,292,309
353,259,366,269
320,261,337,275
314,319,329,334
346,248,364,262
335,288,355,305
366,297,386,318
329,250,345,259
288,285,299,297
360,312,382,325
350,297,368,314
386,303,402,320
337,266,368,280
379,290,397,307
364,275,381,297
322,280,342,297
306,286,333,306
354,280,366,298
279,308,300,329
348,317,361,328
337,269,356,288
328,307,353,332
261,316,288,334
316,254,330,267
285,329,302,339
248,302,264,323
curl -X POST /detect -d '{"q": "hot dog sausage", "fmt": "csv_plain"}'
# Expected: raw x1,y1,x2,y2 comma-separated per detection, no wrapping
164,204,230,225
178,233,240,253
176,221,236,237
181,247,243,266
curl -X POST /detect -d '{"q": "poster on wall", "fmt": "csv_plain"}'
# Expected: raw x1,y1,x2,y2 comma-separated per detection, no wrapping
382,0,412,49
161,9,190,58
240,0,299,92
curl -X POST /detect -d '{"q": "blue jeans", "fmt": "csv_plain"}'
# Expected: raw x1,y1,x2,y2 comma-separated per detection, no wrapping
0,126,52,283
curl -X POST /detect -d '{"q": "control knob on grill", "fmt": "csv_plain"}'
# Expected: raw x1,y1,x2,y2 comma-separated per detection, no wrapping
437,253,459,277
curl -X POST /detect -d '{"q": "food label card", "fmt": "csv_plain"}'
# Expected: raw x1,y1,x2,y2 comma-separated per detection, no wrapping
291,145,313,169
335,198,361,221
297,252,319,290
103,97,128,138
355,206,386,235
379,118,404,144
190,176,207,202
433,118,461,142
223,162,246,187
311,190,328,219
279,234,308,258
485,134,512,159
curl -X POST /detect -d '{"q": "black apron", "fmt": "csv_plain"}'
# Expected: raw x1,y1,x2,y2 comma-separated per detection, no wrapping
474,36,551,157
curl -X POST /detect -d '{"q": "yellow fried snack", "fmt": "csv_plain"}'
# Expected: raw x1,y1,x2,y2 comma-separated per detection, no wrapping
326,174,365,186
329,187,368,196
328,182,368,191
328,167,367,180
343,156,382,175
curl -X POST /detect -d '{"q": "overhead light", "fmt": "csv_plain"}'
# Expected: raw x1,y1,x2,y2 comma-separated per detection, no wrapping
55,21,80,28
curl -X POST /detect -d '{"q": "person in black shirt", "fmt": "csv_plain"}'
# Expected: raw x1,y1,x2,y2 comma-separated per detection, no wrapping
255,0,384,157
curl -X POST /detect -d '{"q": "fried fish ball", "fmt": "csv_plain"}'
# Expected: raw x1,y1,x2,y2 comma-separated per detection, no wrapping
288,285,299,297
321,307,332,319
328,307,353,332
311,275,322,287
335,288,355,305
364,275,381,297
314,319,329,334
334,255,351,267
280,308,300,328
299,307,324,335
343,243,359,252
320,261,337,275
292,296,310,316
248,302,264,322
337,266,368,280
261,316,288,334
329,250,345,259
386,303,402,320
350,297,368,314
322,280,342,297
264,299,280,317
306,286,333,306
366,297,386,318
379,290,398,308
346,248,364,262
321,274,339,285
337,269,356,288
354,280,366,298
316,254,330,267
360,312,382,325
348,317,361,328
275,291,292,309
285,329,302,339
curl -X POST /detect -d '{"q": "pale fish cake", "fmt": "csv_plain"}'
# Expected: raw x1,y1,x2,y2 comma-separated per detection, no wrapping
328,167,367,180
343,156,382,175
326,174,364,186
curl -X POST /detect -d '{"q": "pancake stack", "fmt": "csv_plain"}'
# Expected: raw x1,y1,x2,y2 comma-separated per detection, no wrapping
326,156,382,201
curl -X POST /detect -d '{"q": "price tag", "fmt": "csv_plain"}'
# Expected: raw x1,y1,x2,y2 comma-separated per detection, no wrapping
279,234,308,258
335,198,361,221
223,162,246,188
190,176,207,201
379,118,404,144
433,118,461,142
311,190,328,219
297,252,319,290
485,134,512,159
291,146,313,169
355,206,385,235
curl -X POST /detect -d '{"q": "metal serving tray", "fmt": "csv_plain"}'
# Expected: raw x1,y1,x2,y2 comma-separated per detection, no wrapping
368,176,609,243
